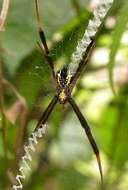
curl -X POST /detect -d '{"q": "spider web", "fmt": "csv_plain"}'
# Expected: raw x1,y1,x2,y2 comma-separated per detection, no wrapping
12,0,87,109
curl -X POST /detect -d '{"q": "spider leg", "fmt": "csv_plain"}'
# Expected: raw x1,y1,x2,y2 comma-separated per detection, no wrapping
69,39,95,91
68,97,103,184
35,0,56,80
35,95,58,131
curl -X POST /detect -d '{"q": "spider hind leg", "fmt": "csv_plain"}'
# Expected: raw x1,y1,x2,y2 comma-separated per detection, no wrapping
68,97,103,184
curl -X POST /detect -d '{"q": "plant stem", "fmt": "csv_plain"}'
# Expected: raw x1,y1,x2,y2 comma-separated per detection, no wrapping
0,0,10,31
2,78,26,104
0,60,7,160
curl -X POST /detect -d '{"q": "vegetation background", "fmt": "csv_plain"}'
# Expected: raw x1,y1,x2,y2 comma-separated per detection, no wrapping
0,0,128,189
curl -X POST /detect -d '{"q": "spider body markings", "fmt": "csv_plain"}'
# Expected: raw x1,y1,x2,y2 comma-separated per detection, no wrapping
35,0,103,185
56,67,73,104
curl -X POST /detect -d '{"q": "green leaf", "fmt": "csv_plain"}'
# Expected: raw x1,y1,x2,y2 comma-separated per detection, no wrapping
0,0,76,75
108,1,128,95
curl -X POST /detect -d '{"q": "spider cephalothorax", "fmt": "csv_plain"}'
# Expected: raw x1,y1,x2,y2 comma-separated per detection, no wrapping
56,67,72,104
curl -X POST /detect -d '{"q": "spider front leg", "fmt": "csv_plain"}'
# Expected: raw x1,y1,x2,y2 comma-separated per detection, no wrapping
69,39,95,91
35,0,56,80
68,97,103,184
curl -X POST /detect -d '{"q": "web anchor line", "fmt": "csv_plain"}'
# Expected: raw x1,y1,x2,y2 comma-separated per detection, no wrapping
12,124,47,190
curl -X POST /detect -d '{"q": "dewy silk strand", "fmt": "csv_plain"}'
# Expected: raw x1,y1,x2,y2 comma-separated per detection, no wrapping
68,0,113,75
12,124,47,189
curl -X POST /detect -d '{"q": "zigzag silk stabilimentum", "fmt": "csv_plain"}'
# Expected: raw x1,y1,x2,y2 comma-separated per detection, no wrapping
12,124,47,190
68,0,113,75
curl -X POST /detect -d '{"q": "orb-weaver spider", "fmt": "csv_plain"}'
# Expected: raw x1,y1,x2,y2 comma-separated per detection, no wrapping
35,0,103,184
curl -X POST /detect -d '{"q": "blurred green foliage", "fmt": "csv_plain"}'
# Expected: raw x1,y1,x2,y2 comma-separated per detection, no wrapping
0,0,128,189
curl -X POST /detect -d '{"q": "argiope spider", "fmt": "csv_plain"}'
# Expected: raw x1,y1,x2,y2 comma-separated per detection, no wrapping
35,0,103,184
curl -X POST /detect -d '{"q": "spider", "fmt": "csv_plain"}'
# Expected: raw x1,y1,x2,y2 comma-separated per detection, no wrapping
35,0,103,184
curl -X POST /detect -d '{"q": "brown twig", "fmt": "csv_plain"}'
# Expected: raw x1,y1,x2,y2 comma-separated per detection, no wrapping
0,0,10,31
15,103,28,164
2,78,26,104
1,78,28,163
1,78,29,177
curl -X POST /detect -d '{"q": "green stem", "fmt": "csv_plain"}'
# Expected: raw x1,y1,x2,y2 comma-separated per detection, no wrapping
71,0,81,16
0,60,7,160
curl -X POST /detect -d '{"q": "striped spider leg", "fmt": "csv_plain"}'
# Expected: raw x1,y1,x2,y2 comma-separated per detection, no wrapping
68,97,103,184
69,38,95,92
35,0,56,80
35,95,58,131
